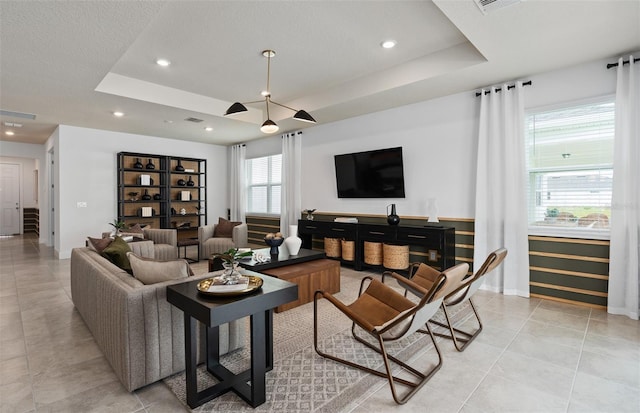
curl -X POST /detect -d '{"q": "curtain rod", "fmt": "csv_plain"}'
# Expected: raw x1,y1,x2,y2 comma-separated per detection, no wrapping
607,57,639,69
475,80,532,97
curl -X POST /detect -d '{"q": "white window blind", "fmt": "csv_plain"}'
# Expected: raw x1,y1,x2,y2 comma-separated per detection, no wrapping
247,154,282,214
526,99,614,235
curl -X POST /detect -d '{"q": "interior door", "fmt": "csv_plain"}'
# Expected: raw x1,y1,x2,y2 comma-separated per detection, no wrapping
0,163,21,235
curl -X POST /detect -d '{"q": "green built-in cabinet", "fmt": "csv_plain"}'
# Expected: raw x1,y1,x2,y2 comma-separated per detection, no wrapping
117,152,207,240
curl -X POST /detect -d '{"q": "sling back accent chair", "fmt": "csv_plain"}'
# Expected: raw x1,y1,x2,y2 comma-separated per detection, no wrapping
403,248,508,351
313,263,469,404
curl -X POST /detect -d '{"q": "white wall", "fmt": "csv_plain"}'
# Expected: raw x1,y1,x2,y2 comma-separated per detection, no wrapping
55,125,228,259
244,55,620,221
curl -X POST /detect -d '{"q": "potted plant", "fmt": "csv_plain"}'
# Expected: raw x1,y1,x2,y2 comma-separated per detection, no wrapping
108,219,126,236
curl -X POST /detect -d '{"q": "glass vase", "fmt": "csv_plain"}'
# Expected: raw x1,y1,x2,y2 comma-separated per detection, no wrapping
221,261,241,284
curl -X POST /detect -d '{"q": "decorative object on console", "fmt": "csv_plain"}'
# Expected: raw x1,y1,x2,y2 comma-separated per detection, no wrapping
334,217,358,223
223,49,316,134
303,209,316,221
264,232,284,255
212,248,253,285
133,158,143,169
145,159,155,170
284,225,302,255
187,176,195,186
175,159,185,172
427,198,439,223
141,189,151,200
386,203,400,225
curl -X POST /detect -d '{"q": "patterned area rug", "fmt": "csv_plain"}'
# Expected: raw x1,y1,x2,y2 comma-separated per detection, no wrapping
164,265,472,412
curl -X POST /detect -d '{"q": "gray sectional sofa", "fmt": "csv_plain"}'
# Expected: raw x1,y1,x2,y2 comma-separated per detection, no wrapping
70,246,245,391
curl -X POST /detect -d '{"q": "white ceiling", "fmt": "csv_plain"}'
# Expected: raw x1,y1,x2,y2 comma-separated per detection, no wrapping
1,0,638,146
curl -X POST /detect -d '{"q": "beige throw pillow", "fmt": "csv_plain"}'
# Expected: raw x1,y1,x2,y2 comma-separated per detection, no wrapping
126,252,193,285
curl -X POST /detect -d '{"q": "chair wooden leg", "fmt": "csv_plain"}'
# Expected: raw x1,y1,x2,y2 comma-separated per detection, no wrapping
429,298,483,351
314,299,443,405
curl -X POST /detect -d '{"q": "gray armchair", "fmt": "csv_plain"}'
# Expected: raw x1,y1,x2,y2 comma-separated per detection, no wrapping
142,228,178,260
199,223,248,259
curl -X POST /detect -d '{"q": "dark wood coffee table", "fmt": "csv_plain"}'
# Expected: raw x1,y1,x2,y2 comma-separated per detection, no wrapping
166,272,297,408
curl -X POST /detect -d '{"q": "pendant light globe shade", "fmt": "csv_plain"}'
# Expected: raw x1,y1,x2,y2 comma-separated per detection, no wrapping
293,109,316,123
260,119,279,134
225,102,248,116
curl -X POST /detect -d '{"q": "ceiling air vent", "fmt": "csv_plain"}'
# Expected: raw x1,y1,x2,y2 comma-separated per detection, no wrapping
0,109,36,120
474,0,522,14
184,117,203,123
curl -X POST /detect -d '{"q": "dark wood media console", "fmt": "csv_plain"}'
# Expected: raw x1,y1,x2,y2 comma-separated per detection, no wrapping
297,220,455,271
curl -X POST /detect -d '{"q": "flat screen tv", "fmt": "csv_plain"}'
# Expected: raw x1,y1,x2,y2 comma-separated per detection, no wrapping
334,147,406,198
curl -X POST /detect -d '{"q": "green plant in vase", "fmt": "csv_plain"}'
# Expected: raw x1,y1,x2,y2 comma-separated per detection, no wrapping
108,219,126,236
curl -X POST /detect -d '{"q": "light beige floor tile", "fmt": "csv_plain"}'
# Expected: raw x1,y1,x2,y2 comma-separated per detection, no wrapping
478,308,529,332
587,317,640,343
0,294,20,315
0,312,24,342
578,349,640,389
492,351,575,400
0,337,26,362
31,356,120,405
506,322,582,370
570,371,640,413
0,373,35,413
34,380,142,413
582,330,640,362
0,355,30,385
530,307,589,332
466,374,568,412
538,298,592,318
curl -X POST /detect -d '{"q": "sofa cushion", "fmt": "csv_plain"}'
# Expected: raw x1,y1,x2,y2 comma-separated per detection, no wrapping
87,236,112,253
213,217,241,238
127,252,193,285
101,236,132,273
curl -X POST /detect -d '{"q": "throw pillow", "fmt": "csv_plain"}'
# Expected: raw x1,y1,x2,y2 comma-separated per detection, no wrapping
87,236,112,254
126,252,193,285
101,236,133,273
213,217,241,238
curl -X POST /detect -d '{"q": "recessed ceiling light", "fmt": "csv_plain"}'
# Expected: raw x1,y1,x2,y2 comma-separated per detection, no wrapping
204,127,213,132
156,59,171,67
5,130,15,136
381,40,397,49
113,111,124,117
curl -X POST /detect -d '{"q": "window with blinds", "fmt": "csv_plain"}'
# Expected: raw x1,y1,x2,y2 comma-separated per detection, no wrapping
526,98,614,235
247,154,282,214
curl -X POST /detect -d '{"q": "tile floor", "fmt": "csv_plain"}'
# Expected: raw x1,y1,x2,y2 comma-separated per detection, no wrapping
1,234,638,412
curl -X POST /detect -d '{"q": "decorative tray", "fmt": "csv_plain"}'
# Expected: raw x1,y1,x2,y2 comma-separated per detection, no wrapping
197,275,263,297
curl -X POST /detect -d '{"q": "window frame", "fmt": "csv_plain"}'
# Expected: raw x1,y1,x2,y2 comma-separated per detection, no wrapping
245,153,282,216
525,96,614,241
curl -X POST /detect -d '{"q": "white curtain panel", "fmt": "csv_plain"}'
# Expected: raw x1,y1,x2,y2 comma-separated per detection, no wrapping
474,82,530,297
229,144,246,222
608,56,640,320
280,131,302,236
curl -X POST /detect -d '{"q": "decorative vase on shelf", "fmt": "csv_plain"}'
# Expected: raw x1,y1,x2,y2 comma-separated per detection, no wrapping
153,193,161,200
387,204,400,226
284,225,302,255
186,176,195,186
177,177,186,186
133,158,143,169
141,189,151,200
175,160,185,172
145,159,155,170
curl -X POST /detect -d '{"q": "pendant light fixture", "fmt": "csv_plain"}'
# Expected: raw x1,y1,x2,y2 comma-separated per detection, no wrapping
224,50,316,134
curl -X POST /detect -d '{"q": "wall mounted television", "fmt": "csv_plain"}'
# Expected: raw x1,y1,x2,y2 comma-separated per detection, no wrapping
334,147,406,198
